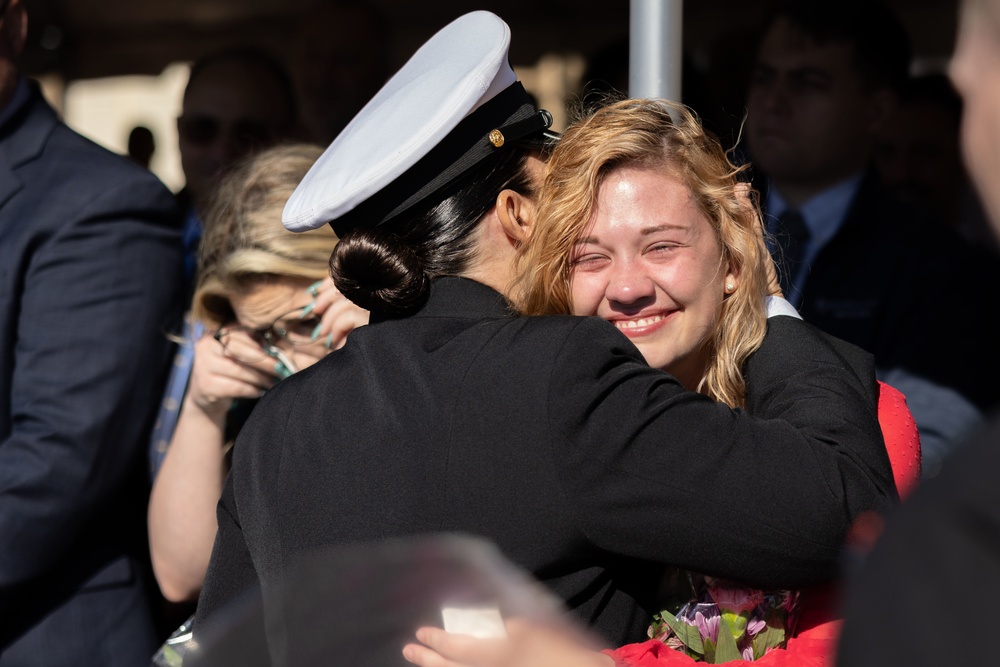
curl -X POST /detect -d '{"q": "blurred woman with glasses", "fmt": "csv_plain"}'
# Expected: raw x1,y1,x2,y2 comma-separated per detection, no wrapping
148,143,369,606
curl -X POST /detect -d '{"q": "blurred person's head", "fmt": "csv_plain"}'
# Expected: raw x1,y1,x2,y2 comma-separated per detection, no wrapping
874,73,966,221
517,99,769,408
179,48,297,215
0,0,27,110
127,125,156,169
951,0,1000,236
745,0,911,206
291,2,391,145
194,143,336,374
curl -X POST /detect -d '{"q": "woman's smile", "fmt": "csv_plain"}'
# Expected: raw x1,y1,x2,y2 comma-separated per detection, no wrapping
609,311,675,336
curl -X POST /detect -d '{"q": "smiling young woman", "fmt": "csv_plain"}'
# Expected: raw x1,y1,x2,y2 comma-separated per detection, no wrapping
516,98,770,408
566,167,738,390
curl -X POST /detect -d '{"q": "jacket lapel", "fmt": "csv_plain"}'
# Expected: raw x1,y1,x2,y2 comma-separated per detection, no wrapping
0,82,58,212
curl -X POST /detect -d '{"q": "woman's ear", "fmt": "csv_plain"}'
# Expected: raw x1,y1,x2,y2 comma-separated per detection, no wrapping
723,255,740,295
724,269,739,295
495,189,536,247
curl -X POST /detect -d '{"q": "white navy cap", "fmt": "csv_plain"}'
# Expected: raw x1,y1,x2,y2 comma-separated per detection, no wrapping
282,10,555,235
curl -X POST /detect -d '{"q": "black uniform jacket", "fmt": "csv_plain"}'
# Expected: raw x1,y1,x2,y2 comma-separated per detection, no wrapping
194,277,896,653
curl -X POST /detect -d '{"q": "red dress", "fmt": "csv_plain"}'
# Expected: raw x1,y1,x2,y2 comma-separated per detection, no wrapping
606,382,920,666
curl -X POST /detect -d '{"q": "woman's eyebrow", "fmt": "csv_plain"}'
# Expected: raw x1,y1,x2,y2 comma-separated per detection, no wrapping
640,223,688,235
574,223,689,245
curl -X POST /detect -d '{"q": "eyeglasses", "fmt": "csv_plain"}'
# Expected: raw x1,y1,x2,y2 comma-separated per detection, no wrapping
213,306,324,366
177,115,276,149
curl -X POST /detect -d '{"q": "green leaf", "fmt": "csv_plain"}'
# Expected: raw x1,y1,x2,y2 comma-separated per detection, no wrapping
649,613,669,640
712,615,744,663
660,609,706,654
721,610,748,637
752,608,788,659
704,637,717,663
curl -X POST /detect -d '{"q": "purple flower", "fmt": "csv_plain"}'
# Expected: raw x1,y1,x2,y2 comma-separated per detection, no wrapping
694,610,720,643
747,618,766,636
743,646,755,661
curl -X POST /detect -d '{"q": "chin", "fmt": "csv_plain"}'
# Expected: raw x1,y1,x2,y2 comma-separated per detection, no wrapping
643,351,677,375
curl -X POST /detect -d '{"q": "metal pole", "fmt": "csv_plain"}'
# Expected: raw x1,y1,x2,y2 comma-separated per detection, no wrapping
629,0,683,105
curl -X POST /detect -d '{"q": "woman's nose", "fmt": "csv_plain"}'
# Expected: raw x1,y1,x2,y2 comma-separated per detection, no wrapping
606,261,655,306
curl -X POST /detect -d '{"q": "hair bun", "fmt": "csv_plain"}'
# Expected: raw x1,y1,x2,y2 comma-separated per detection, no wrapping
329,229,431,317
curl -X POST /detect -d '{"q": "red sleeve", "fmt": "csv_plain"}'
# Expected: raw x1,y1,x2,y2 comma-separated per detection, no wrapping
606,635,834,666
876,381,921,499
605,640,697,666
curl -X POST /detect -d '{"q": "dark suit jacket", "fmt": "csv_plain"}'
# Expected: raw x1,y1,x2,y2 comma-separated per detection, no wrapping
193,277,896,660
0,82,183,664
772,171,1000,414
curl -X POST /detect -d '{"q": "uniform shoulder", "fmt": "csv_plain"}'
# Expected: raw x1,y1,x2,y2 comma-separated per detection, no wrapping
490,313,645,364
492,312,619,339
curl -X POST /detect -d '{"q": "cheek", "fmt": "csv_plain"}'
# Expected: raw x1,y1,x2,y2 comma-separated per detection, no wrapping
961,94,994,170
961,104,1000,225
568,274,604,316
811,103,864,145
663,259,722,303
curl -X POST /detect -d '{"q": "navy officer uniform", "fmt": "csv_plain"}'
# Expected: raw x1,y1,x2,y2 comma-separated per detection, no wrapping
192,11,896,660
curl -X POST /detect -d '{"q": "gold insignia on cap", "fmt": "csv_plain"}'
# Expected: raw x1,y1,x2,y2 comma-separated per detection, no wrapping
488,129,505,147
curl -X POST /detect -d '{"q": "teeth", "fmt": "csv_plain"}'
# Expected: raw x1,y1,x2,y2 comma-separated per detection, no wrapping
614,315,664,329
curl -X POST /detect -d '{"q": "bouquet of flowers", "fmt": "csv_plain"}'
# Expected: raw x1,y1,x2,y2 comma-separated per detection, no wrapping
648,576,799,663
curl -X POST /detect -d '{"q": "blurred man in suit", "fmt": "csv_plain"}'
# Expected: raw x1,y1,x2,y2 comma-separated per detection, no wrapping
0,0,184,663
745,0,1000,474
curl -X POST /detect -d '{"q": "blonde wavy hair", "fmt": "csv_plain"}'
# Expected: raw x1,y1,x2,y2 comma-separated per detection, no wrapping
515,99,769,408
193,143,337,327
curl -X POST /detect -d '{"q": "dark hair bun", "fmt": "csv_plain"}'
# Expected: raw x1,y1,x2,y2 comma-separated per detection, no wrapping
329,229,431,317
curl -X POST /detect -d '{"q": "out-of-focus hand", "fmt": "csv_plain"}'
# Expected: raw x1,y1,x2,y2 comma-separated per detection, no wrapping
307,277,369,351
187,330,279,419
402,619,615,667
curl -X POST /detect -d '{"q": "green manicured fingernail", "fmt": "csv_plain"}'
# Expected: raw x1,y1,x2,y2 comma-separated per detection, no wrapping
306,280,323,296
299,302,316,318
310,323,323,341
325,333,334,350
